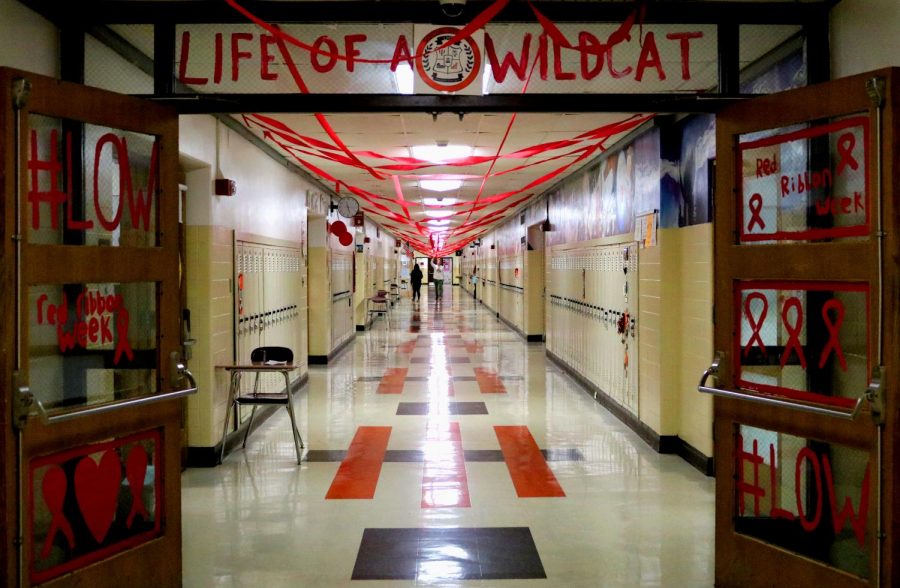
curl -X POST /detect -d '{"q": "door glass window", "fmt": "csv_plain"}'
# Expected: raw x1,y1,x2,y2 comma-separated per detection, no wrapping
28,282,158,412
735,425,872,579
736,280,869,408
27,114,160,247
738,115,869,244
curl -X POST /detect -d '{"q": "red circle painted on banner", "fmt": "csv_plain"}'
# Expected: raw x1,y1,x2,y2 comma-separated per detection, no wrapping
331,220,348,236
415,27,482,94
339,231,354,246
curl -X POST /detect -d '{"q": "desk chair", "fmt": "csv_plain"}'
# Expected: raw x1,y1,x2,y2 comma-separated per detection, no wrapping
220,346,304,464
367,291,391,325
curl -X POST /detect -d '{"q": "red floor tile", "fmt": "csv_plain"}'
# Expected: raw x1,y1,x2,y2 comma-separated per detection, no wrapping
377,367,408,394
495,426,565,498
325,426,392,499
474,367,506,393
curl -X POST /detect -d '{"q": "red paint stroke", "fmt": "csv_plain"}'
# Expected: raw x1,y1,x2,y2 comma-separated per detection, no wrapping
819,298,847,371
74,451,122,544
377,367,408,394
734,281,869,410
746,192,765,232
421,421,471,508
40,466,75,559
326,426,391,499
779,297,806,370
495,426,565,497
28,129,159,233
735,434,870,547
739,116,869,243
125,446,150,528
474,367,506,393
742,292,768,358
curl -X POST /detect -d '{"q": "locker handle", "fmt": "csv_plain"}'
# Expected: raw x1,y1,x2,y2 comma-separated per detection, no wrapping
697,351,866,421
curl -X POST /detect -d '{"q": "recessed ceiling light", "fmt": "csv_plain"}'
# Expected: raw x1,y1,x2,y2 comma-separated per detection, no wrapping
411,144,472,164
419,179,462,192
423,197,458,206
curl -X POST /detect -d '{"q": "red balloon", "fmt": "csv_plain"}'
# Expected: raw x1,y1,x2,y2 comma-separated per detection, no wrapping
331,220,348,236
339,231,353,246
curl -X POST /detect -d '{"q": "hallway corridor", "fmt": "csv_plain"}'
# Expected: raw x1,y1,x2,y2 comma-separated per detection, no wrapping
182,286,714,587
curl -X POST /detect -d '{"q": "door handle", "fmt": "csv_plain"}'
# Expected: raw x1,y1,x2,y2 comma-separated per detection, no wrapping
13,356,197,428
698,351,870,421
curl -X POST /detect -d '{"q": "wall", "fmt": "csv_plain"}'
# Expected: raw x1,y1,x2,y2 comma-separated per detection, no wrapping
178,117,314,449
0,0,58,76
831,0,900,78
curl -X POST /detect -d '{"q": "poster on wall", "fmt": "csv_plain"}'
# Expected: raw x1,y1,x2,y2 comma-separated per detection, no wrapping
633,129,661,216
660,114,715,229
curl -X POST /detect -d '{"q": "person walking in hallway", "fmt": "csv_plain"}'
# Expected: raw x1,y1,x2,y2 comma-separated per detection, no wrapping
431,258,445,301
410,261,423,303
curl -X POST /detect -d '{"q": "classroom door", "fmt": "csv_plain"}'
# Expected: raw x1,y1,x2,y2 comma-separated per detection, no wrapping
703,68,900,587
0,68,194,587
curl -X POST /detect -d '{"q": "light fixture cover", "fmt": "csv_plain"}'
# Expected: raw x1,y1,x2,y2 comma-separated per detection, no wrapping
424,209,455,218
423,197,458,206
419,179,462,192
411,144,472,164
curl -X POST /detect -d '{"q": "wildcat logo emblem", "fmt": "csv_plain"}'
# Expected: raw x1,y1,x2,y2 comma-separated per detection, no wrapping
416,27,481,93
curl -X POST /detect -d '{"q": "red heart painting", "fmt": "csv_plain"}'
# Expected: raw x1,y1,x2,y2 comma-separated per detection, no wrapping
75,451,122,544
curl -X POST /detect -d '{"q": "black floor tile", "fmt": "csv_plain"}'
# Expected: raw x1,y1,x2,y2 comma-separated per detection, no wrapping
305,450,348,462
396,402,488,415
384,449,425,462
352,527,546,581
464,449,505,462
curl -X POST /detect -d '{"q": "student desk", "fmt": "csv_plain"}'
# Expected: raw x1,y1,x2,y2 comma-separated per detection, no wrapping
218,362,304,464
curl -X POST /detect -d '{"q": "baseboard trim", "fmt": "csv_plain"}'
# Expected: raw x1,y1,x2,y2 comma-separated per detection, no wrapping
676,439,715,476
187,373,309,468
498,314,525,339
546,350,713,477
308,333,355,365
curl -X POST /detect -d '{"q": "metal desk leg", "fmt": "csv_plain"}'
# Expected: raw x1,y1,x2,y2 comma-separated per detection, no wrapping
283,370,304,464
220,370,240,464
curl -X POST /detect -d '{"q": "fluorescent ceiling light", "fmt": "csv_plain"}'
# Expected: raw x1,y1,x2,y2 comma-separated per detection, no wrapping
423,197,458,206
425,209,455,218
411,144,472,164
419,179,462,192
427,219,451,226
394,63,414,95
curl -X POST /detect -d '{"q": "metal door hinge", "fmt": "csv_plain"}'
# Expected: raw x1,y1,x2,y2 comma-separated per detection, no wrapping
866,366,885,426
13,384,34,430
11,77,31,110
866,76,885,109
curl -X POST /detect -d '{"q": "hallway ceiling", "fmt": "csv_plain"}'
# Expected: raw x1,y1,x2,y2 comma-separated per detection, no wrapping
239,110,652,254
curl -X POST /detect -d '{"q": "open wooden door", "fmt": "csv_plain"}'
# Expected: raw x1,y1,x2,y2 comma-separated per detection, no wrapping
1,68,194,587
703,68,900,587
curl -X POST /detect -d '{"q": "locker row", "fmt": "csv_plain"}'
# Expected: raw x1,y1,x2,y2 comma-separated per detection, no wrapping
549,296,636,336
237,305,302,335
237,251,303,273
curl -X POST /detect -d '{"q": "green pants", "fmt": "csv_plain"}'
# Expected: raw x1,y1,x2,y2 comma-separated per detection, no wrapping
433,279,444,298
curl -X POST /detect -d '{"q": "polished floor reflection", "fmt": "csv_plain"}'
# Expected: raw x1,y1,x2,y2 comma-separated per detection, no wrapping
182,286,715,587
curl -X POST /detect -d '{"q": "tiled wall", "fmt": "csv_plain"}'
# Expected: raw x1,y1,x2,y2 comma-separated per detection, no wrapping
185,225,236,447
